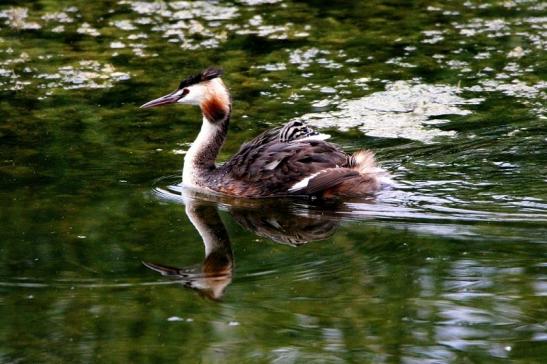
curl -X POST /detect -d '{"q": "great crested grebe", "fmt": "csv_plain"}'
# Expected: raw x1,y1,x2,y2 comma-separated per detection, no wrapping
141,67,387,198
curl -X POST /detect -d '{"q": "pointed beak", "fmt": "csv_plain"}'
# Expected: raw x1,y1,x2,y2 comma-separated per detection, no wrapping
140,90,180,109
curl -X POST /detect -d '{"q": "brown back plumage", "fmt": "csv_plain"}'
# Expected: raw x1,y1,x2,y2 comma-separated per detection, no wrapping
212,122,383,198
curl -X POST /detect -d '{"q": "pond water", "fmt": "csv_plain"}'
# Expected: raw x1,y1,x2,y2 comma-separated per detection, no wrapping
1,0,546,362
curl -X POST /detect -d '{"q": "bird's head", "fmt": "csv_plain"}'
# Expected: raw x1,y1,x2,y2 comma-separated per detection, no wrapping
140,67,230,121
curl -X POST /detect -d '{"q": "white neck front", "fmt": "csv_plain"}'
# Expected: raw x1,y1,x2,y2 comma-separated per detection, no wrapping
182,117,223,187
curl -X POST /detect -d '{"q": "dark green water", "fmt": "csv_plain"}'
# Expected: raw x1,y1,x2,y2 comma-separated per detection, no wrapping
1,0,546,363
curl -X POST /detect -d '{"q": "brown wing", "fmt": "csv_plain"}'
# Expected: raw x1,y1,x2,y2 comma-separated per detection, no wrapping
219,139,350,197
235,120,323,153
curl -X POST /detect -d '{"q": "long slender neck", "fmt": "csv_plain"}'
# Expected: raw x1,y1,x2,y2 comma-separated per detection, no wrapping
183,79,231,187
182,115,229,181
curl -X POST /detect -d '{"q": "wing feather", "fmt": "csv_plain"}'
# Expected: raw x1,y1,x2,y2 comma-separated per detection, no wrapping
288,168,360,195
218,122,351,197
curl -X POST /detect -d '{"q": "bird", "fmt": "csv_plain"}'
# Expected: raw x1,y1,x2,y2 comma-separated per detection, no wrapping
140,67,388,199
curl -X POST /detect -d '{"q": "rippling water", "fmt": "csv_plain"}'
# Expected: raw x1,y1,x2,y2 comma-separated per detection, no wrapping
1,0,546,362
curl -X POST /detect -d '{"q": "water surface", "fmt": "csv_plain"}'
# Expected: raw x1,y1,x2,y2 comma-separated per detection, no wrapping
0,0,546,363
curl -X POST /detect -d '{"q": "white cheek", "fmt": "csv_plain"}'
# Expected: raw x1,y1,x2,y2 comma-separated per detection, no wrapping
178,84,206,105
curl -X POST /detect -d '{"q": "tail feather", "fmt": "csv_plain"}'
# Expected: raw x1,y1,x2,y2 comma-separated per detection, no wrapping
350,150,378,174
350,149,393,187
289,149,392,198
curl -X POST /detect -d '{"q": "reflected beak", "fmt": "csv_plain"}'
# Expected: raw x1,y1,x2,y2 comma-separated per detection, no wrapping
140,90,180,109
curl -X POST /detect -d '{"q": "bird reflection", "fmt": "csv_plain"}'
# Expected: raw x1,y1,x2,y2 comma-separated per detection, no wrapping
143,188,339,299
143,202,234,300
230,206,337,246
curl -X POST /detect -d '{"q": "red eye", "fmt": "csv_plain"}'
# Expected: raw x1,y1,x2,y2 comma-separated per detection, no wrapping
182,88,189,96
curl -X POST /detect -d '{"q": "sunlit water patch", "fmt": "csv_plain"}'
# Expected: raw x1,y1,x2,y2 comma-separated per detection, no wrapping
0,7,41,30
1,0,546,362
294,81,482,143
36,61,130,92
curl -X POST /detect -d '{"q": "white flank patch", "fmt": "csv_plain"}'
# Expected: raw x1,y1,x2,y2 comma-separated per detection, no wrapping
288,172,321,192
264,159,282,170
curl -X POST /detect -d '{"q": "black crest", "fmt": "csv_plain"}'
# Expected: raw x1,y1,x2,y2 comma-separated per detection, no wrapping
178,67,224,89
